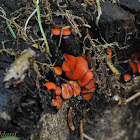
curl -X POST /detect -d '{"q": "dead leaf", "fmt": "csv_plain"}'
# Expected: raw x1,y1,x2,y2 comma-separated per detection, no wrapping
68,107,75,131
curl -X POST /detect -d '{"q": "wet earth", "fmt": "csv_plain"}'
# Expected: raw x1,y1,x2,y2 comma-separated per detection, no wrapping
0,0,140,140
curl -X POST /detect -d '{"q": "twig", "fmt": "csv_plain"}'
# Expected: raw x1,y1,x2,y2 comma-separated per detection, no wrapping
24,0,39,31
126,91,140,103
83,133,95,140
95,0,102,25
24,8,37,31
56,1,85,37
80,120,84,140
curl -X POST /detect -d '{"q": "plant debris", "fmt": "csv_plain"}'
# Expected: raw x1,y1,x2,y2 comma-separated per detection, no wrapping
0,0,140,139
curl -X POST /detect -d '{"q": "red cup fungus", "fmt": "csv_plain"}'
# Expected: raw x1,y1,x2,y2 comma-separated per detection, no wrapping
106,48,112,58
45,53,97,109
52,28,61,35
62,28,71,36
78,70,93,87
123,74,132,82
137,62,140,74
61,84,73,99
81,86,96,94
55,86,62,96
52,96,62,109
82,93,93,100
67,81,81,97
53,66,62,75
45,82,56,90
62,53,76,72
129,62,137,73
84,79,95,89
66,56,89,80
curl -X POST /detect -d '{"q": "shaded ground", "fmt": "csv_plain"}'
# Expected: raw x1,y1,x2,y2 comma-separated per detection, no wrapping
0,0,140,140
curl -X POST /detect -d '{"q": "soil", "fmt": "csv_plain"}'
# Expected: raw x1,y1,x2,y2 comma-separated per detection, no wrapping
0,0,140,140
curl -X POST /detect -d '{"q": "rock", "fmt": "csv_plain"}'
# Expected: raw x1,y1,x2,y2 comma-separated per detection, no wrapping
31,101,70,140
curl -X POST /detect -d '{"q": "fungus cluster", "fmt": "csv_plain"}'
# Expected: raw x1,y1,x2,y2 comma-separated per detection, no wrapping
45,53,95,109
52,27,71,36
124,53,140,82
129,53,140,74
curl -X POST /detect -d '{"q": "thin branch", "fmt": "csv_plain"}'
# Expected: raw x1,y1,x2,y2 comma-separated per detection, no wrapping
83,133,95,140
126,91,140,103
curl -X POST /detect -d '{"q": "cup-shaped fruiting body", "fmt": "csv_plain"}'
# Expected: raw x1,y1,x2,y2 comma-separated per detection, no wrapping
82,93,93,100
46,53,97,109
81,86,96,94
62,28,71,36
78,70,93,87
61,84,73,99
53,67,62,75
68,81,81,97
66,56,89,80
45,82,56,90
62,61,72,72
137,62,140,74
106,48,112,58
84,79,95,89
55,86,62,95
131,53,138,61
52,28,61,35
52,96,62,109
62,53,76,72
129,62,137,73
123,74,132,82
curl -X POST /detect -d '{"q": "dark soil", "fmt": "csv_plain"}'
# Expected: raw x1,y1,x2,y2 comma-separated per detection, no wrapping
0,0,140,140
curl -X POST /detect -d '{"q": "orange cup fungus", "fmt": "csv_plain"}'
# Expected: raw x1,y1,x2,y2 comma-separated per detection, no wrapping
62,28,71,36
123,74,132,82
67,81,81,97
52,96,62,109
62,53,95,100
62,53,76,72
49,52,140,109
65,56,89,80
55,86,62,96
129,62,137,73
128,53,140,74
45,82,57,90
106,48,112,58
61,84,73,99
81,86,96,94
123,53,140,83
45,82,62,95
137,62,140,74
82,93,93,100
78,70,93,87
52,28,61,35
46,53,96,109
52,28,72,36
131,53,138,61
53,66,62,75
84,79,95,89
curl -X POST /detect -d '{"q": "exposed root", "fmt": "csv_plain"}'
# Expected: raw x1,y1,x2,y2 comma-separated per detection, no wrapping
126,91,140,103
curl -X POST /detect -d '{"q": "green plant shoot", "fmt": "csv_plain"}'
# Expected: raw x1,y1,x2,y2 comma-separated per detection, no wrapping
0,137,20,140
6,21,16,39
34,0,50,54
